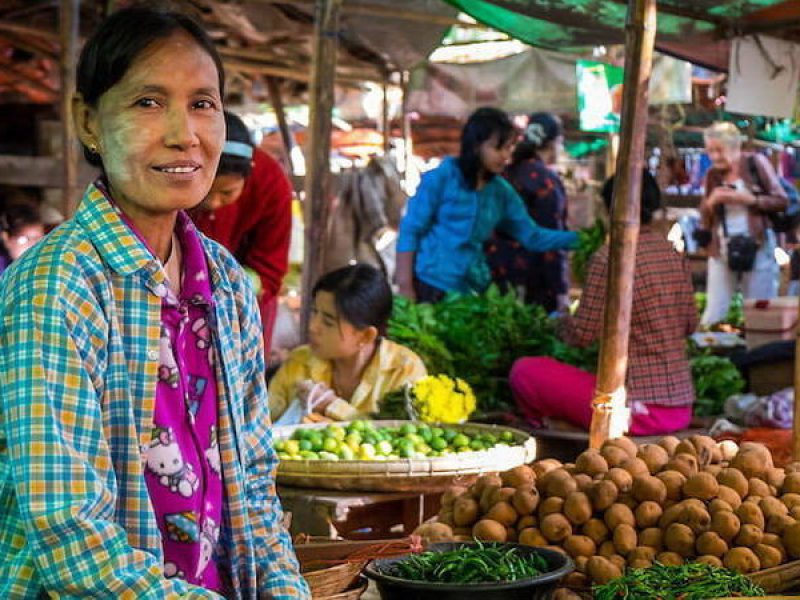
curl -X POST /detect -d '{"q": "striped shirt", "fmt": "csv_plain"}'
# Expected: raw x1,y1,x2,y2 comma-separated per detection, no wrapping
562,228,698,408
0,182,309,599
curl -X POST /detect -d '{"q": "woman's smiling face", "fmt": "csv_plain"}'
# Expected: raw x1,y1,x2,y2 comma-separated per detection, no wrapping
77,30,225,219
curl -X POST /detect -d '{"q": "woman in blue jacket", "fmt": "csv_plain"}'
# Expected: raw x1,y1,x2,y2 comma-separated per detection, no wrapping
396,107,578,303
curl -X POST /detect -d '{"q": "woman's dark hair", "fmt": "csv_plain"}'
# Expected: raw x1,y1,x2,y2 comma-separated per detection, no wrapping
601,170,661,225
76,5,225,168
512,112,563,165
458,107,516,190
312,264,393,334
217,111,254,179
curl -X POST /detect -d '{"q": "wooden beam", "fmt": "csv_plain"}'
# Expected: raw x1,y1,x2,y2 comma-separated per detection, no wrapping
222,57,368,86
588,0,657,449
0,154,96,187
400,69,411,180
59,0,80,217
606,0,725,26
300,0,342,338
0,20,59,43
219,46,381,81
253,0,484,28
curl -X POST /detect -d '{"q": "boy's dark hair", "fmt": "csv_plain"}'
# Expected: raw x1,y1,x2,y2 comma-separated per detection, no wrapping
0,202,41,236
458,107,515,190
601,170,662,225
218,111,254,179
312,264,393,334
76,5,225,169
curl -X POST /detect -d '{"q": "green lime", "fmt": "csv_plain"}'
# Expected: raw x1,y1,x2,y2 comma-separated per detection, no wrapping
299,450,319,460
338,445,355,460
323,437,339,453
308,435,324,452
298,439,313,452
481,434,498,446
284,440,300,456
377,440,394,456
431,427,445,438
348,420,368,432
442,428,458,442
469,439,485,451
415,442,432,454
399,423,418,436
417,427,433,442
326,425,346,441
399,445,415,458
452,434,469,448
318,451,339,461
273,440,286,452
500,431,516,443
359,443,377,460
430,437,447,451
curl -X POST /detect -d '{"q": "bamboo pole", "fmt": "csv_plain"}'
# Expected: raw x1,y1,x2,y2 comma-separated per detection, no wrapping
266,77,295,161
382,75,390,154
401,70,412,181
59,0,80,218
794,310,800,459
588,0,657,449
300,0,342,338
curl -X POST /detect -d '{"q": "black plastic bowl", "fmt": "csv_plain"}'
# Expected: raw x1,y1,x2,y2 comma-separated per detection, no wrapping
363,542,574,600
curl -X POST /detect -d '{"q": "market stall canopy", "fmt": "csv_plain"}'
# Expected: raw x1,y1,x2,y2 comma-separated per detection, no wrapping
0,0,459,104
407,47,692,118
441,0,800,72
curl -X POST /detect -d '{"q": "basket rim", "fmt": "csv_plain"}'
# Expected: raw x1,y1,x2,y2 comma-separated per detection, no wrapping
363,542,574,591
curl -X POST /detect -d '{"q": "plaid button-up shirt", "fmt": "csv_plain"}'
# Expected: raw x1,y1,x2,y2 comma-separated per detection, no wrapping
562,228,698,408
0,182,309,599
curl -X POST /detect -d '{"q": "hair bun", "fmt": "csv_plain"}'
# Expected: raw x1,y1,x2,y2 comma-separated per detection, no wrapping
525,123,546,146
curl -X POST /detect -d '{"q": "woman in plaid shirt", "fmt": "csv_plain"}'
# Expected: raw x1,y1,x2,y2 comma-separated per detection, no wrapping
0,7,308,599
510,171,698,436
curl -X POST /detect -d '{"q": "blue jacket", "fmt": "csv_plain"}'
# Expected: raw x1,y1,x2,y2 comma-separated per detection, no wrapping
397,157,578,293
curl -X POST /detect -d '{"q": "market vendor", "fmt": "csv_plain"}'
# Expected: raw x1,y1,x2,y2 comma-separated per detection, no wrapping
510,171,698,436
395,107,578,303
269,264,427,423
191,110,292,356
0,7,308,598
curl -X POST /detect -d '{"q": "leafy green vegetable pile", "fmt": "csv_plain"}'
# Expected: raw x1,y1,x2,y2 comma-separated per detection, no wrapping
387,286,598,412
386,542,549,584
690,347,745,417
593,562,765,600
695,291,744,329
571,218,606,285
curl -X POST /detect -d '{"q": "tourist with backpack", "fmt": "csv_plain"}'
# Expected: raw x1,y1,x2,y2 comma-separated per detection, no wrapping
698,122,788,325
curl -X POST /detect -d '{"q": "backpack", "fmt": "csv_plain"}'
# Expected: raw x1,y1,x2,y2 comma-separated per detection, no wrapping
747,155,800,233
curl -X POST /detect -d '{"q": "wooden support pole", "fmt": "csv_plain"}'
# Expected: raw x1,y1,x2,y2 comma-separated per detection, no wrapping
382,76,390,155
266,76,296,165
794,311,800,459
401,70,412,181
588,0,657,449
59,0,80,218
300,0,342,338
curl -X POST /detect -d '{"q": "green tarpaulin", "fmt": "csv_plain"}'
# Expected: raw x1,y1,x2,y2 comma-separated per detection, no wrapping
442,0,793,70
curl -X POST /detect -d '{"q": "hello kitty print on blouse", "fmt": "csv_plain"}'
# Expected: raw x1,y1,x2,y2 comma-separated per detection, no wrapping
116,204,224,593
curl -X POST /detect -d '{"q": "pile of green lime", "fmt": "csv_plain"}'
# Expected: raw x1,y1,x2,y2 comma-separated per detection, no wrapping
275,420,518,461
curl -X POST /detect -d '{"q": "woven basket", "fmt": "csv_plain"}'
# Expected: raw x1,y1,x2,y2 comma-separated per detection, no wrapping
275,420,537,492
317,577,368,600
304,560,366,598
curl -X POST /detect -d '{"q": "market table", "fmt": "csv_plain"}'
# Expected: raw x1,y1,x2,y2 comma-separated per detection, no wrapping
278,485,441,539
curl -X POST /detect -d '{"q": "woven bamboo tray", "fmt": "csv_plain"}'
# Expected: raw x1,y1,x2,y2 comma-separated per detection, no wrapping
275,420,537,492
749,559,800,594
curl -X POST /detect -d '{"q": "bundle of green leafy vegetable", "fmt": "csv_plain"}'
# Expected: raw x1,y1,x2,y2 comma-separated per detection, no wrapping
593,562,764,600
387,286,598,412
695,291,744,329
690,346,745,417
386,542,548,584
571,218,606,285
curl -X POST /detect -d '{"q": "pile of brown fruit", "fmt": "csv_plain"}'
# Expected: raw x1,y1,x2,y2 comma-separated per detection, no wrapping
414,435,800,587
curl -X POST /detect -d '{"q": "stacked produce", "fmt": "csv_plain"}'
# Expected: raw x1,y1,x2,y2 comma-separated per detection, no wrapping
275,420,518,461
416,435,800,588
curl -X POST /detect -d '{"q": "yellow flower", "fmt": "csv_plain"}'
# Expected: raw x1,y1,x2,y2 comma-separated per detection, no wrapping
411,375,475,424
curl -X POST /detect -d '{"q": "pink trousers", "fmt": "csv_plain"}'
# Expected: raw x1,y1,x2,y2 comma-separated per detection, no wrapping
509,357,692,436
